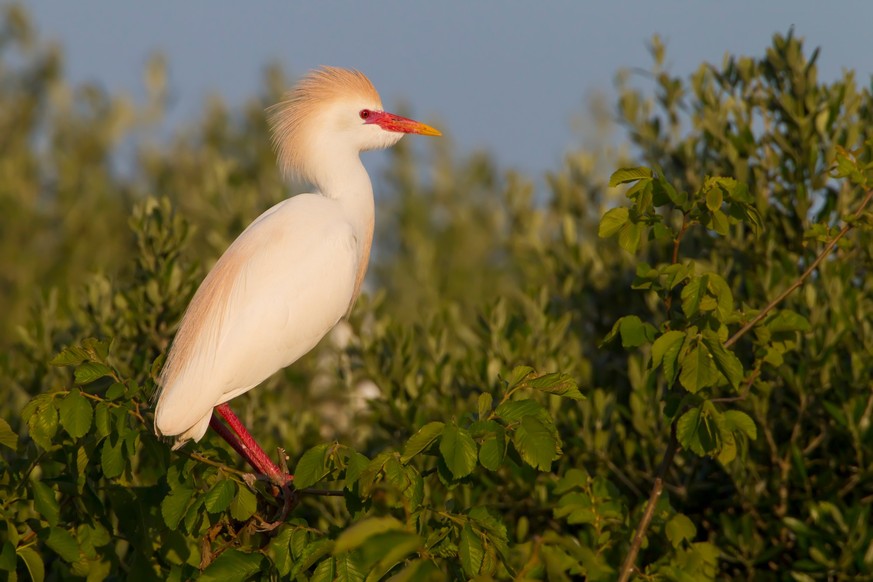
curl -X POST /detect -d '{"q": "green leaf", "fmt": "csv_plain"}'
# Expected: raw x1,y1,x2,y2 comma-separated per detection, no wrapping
709,209,730,235
478,427,507,471
459,523,484,578
100,438,124,479
618,221,643,254
677,406,719,457
28,398,59,449
679,342,719,393
609,166,653,187
204,479,236,514
512,416,560,471
31,480,60,526
58,390,92,440
617,315,655,348
334,516,405,553
651,331,685,386
401,421,445,463
74,362,114,385
334,552,365,582
528,373,584,400
477,393,493,418
94,403,111,438
17,546,45,582
665,514,697,548
49,345,90,367
161,487,194,530
705,186,723,211
0,417,17,450
681,275,709,318
42,527,80,563
439,423,477,479
506,365,534,388
767,309,812,333
598,207,629,238
701,331,744,389
496,399,548,422
294,443,331,489
0,541,15,571
725,410,757,440
230,484,258,521
199,548,265,582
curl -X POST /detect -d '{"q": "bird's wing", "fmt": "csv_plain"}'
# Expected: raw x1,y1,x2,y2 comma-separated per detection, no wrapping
154,194,359,441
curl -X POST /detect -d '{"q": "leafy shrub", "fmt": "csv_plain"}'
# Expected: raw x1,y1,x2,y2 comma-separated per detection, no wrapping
1,6,872,580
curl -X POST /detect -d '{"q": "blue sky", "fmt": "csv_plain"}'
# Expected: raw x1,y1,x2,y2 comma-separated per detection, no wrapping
26,1,873,177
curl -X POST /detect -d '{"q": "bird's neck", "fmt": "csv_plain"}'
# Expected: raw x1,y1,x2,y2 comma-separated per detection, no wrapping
312,151,376,268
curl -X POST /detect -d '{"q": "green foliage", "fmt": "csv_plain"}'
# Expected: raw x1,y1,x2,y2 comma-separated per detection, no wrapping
1,7,872,580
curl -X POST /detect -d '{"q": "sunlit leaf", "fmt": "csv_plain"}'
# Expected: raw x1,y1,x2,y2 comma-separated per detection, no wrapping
439,423,477,479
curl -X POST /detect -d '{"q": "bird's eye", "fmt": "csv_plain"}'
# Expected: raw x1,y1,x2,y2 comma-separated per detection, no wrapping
359,109,370,120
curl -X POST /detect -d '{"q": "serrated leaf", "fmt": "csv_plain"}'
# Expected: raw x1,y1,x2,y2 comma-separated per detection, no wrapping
344,450,370,486
334,517,405,553
49,345,90,367
478,427,506,471
705,186,723,211
17,546,45,582
28,399,59,449
724,410,757,440
230,484,257,521
701,331,744,389
609,166,653,187
617,315,655,348
58,390,92,439
31,480,60,526
618,221,643,254
495,399,547,422
681,275,709,318
74,362,114,386
512,416,560,471
679,342,719,393
767,309,812,333
401,422,444,463
598,207,629,238
506,365,534,388
311,557,336,582
204,479,236,514
334,552,365,582
651,330,685,386
42,527,80,563
459,524,484,578
528,373,584,400
665,514,697,548
439,424,477,479
0,418,17,450
94,403,111,438
294,443,331,489
100,438,124,479
161,487,194,530
477,393,493,419
677,406,718,457
199,548,265,582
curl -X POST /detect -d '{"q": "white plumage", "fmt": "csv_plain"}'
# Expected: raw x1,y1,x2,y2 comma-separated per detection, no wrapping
154,67,440,448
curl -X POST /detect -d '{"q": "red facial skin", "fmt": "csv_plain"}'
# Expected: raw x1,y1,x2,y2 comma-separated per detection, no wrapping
361,109,441,136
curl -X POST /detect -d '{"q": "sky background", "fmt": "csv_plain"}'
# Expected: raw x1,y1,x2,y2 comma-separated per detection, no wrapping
24,1,873,178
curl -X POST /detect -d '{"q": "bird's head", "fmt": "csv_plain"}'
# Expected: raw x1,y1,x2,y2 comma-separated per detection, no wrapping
267,67,440,186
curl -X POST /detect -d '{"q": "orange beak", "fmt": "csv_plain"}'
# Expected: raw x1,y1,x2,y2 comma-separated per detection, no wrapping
367,111,441,136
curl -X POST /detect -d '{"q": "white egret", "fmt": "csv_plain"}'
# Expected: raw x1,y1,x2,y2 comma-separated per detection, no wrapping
153,67,440,483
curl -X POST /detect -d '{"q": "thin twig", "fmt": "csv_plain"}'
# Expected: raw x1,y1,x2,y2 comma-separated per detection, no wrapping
618,424,679,582
725,188,873,349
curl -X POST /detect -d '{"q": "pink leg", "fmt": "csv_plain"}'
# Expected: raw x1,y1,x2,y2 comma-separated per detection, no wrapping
210,403,293,485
